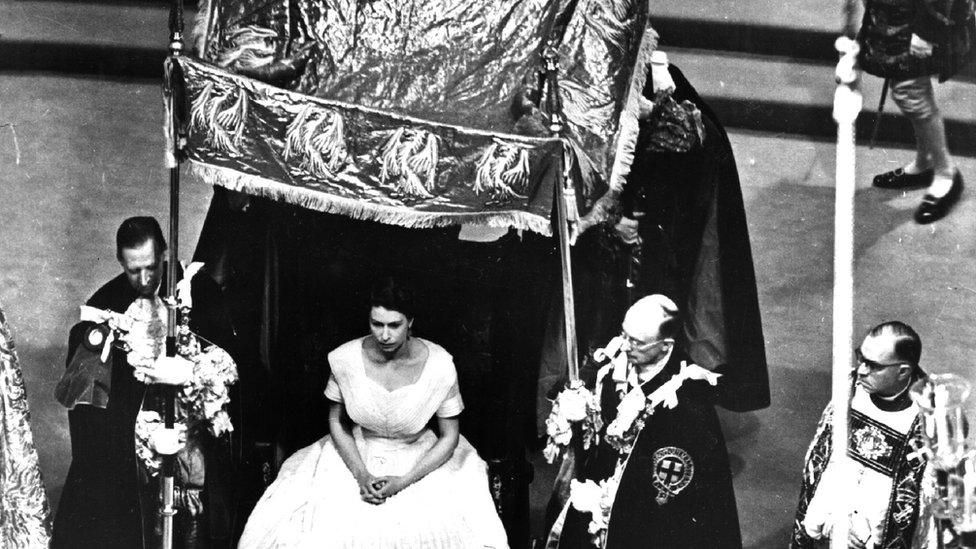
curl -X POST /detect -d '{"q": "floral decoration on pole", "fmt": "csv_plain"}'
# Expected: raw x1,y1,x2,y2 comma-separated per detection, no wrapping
544,380,603,464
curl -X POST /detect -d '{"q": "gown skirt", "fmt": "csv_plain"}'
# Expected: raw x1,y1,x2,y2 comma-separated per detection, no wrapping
238,426,509,548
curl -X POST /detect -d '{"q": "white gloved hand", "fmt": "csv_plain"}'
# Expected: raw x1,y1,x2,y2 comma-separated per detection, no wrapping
149,425,187,455
135,355,195,386
909,34,934,57
650,50,675,93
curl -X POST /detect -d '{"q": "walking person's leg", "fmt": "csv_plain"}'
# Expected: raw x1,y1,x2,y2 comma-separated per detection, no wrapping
889,76,963,223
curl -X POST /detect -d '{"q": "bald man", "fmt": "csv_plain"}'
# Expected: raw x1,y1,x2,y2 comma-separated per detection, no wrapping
551,295,741,549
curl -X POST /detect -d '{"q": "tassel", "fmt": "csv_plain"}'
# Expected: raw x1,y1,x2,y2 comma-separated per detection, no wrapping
164,58,178,170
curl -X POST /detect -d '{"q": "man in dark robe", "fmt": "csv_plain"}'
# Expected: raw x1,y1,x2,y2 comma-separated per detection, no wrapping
52,216,239,549
550,295,741,549
613,58,769,413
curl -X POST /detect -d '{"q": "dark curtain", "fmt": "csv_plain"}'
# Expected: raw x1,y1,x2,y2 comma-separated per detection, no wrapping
193,187,559,546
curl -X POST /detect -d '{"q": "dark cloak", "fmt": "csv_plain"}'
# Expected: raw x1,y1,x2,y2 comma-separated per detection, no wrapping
51,268,239,549
539,62,768,431
619,64,769,413
555,351,741,549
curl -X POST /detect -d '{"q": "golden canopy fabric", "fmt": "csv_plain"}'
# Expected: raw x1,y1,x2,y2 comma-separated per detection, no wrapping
188,0,656,235
0,303,52,548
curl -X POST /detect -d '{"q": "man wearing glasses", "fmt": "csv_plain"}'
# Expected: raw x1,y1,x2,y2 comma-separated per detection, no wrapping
553,294,741,548
791,321,929,549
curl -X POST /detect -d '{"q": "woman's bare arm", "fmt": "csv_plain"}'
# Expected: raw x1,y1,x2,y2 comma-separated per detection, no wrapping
375,415,460,497
328,401,384,503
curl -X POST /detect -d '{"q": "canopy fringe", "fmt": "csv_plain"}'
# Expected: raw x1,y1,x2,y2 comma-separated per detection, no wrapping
189,161,554,236
576,26,658,234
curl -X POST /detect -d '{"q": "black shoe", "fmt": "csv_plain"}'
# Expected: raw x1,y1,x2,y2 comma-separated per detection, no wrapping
914,171,964,224
872,167,934,189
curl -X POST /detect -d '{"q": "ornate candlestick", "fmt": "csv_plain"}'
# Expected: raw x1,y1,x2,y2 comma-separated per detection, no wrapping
911,374,974,547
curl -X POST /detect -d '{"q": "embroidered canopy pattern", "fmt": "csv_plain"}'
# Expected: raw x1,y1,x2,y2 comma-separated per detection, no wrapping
180,58,563,235
0,304,52,548
185,0,658,235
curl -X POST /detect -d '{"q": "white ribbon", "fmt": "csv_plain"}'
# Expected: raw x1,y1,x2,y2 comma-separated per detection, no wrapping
175,262,206,309
647,361,721,410
609,361,722,438
79,305,137,362
79,305,135,331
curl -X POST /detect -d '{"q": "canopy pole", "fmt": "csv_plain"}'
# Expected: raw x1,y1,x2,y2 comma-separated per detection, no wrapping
161,1,184,548
829,7,862,546
543,39,580,384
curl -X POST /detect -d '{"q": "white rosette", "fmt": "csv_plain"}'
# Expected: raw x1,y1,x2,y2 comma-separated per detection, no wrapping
544,381,603,464
569,474,622,548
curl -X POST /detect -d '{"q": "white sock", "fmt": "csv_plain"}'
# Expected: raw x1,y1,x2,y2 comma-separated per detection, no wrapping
903,160,931,174
927,171,956,197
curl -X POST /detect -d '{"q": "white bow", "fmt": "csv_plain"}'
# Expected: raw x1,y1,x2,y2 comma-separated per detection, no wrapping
648,361,722,411
175,262,205,309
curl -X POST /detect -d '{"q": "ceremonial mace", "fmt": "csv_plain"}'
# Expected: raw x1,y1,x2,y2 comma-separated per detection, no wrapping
161,0,185,546
828,0,862,545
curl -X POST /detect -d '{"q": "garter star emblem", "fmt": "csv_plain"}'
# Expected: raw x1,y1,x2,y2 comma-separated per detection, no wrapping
651,446,694,504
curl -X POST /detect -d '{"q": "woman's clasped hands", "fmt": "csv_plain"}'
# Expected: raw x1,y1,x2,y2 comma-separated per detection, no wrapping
356,471,406,505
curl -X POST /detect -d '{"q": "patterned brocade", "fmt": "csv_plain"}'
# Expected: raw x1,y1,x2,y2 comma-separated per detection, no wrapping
791,401,928,549
180,57,563,235
0,304,52,548
188,0,657,235
848,409,912,478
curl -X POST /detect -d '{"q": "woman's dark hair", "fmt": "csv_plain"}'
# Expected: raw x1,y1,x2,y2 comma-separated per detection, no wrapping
369,277,416,319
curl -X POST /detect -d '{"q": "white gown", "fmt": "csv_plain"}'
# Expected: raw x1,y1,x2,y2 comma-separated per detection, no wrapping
239,337,509,548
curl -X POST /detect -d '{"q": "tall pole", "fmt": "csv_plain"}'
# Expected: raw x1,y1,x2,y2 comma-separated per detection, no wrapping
161,0,184,547
829,7,861,546
543,38,580,384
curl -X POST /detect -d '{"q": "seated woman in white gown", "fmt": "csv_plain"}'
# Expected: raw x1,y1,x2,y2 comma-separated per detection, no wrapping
239,279,509,548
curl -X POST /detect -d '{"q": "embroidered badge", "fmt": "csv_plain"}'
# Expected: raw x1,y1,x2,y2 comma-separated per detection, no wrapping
651,446,694,504
847,409,910,477
852,425,891,461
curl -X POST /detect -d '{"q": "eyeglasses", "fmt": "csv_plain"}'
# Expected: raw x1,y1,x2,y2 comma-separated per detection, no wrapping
854,349,906,372
620,331,671,351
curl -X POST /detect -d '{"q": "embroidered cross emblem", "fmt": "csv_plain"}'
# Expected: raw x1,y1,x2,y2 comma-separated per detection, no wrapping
651,447,694,505
656,456,685,484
